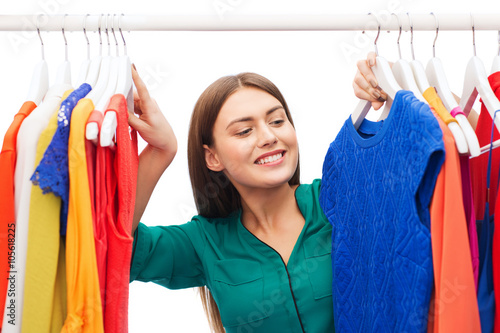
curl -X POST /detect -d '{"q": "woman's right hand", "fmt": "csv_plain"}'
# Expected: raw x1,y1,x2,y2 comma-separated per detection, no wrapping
128,64,177,156
353,52,388,110
129,64,177,234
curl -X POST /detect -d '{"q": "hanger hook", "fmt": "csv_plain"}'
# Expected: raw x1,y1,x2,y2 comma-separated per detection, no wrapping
62,14,68,62
105,14,111,56
83,14,90,60
98,14,104,57
111,14,119,56
470,13,476,56
367,12,381,56
119,14,127,56
430,12,439,58
391,13,402,59
407,12,415,60
36,14,45,60
498,31,500,56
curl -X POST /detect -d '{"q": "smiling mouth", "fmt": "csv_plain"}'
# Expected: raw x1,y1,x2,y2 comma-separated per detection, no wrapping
255,151,286,165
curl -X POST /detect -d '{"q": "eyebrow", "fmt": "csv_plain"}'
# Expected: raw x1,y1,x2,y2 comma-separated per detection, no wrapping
225,105,284,130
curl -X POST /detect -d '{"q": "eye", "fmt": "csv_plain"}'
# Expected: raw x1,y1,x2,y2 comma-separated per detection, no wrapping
271,119,285,125
235,128,252,136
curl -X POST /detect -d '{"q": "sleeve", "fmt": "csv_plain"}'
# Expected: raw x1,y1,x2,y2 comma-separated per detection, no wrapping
130,220,207,290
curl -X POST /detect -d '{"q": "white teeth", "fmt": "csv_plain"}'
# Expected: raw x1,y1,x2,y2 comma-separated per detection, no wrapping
257,153,283,165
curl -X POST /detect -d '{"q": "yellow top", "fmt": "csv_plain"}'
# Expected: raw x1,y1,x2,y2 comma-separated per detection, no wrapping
423,87,458,125
22,90,72,333
62,98,104,333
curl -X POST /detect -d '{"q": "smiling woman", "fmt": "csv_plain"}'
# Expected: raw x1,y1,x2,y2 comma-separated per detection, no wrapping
129,72,334,332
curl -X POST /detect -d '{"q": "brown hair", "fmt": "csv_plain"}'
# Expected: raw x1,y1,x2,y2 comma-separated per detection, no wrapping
187,72,300,332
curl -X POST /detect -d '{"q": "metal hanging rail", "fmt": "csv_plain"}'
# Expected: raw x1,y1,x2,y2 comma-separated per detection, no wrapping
0,13,500,32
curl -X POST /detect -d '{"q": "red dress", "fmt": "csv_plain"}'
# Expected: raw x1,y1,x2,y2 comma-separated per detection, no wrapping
103,94,138,333
483,71,500,333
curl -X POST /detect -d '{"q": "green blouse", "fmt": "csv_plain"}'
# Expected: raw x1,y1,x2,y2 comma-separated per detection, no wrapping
130,179,334,332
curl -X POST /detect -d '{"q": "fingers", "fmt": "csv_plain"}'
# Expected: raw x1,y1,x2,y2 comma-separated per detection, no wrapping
353,81,379,102
128,111,147,132
133,92,143,116
131,64,153,105
367,51,377,67
353,73,383,101
372,100,385,110
356,59,378,89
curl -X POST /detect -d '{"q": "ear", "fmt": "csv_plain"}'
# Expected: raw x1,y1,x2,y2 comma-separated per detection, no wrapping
203,144,225,172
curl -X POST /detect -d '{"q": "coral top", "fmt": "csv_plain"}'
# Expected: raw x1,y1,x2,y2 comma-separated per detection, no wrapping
424,105,481,333
0,101,36,330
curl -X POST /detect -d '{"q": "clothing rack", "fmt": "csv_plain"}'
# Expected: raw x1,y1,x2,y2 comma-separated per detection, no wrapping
1,13,500,32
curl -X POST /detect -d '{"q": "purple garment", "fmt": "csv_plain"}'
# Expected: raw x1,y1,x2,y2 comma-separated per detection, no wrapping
460,155,480,290
30,83,92,235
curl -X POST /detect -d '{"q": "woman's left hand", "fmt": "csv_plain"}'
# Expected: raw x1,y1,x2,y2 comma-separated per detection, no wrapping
353,52,388,110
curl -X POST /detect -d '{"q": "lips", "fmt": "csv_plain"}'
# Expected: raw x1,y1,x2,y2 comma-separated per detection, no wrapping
255,150,286,165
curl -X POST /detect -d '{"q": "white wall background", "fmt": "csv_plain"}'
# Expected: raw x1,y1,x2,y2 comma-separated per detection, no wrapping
1,0,500,332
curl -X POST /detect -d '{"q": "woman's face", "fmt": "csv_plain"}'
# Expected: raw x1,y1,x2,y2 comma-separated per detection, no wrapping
204,87,299,191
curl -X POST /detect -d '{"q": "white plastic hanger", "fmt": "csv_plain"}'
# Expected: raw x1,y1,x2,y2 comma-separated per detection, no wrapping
406,13,432,94
75,15,91,87
55,14,71,86
425,13,480,156
26,16,49,105
85,14,103,88
115,14,133,106
98,15,121,147
101,14,134,147
404,12,468,155
86,14,113,143
459,14,500,136
96,15,120,113
491,31,500,74
352,13,402,129
390,14,425,102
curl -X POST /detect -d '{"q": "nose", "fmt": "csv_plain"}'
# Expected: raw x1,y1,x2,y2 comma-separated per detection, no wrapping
256,124,278,148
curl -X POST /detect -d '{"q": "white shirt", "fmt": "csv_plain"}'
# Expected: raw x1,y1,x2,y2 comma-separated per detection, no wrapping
3,83,72,333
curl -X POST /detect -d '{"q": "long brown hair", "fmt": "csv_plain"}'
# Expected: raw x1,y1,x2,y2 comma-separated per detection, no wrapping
187,72,300,332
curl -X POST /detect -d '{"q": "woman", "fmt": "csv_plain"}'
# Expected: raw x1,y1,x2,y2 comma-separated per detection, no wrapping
128,55,381,332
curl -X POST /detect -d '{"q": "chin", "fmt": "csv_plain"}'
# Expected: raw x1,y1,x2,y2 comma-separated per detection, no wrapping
260,172,295,188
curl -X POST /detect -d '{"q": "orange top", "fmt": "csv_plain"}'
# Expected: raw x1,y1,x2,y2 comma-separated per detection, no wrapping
0,101,37,329
423,87,458,125
426,107,481,332
62,98,104,333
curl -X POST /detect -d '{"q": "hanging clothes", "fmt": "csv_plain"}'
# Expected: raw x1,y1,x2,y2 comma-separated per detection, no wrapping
30,83,92,236
422,90,481,332
422,87,459,126
486,70,500,333
62,97,104,333
469,71,500,333
0,101,37,331
4,84,72,333
470,77,500,221
87,110,107,310
319,90,445,332
103,94,139,333
22,89,73,333
476,108,499,333
460,154,480,290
